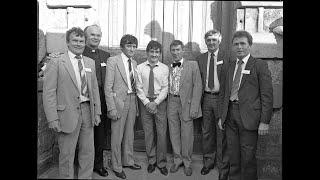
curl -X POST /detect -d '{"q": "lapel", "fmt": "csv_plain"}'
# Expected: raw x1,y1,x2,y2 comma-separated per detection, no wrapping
116,55,129,86
239,55,255,90
179,59,188,91
61,54,79,92
228,58,237,92
83,57,92,91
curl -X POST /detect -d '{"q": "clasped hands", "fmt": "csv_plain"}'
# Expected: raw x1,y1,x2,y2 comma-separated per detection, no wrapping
146,102,157,114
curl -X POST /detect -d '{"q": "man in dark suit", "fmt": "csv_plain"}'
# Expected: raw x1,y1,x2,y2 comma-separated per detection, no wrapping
196,29,229,179
83,24,111,177
218,30,273,180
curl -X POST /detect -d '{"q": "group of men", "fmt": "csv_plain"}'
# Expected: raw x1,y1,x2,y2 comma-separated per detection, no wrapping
42,24,273,180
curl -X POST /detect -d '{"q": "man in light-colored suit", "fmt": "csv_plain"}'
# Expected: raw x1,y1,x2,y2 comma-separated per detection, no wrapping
42,27,101,179
104,34,141,179
218,30,273,180
167,40,202,176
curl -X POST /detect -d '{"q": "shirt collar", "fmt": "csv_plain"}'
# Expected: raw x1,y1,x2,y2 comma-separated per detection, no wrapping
171,58,184,67
237,53,250,64
121,52,130,62
68,50,82,59
146,60,159,66
209,48,219,57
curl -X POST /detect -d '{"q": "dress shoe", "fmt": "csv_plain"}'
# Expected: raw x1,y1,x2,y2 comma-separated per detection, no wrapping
170,164,182,173
93,167,108,177
158,166,168,176
123,163,142,170
113,170,126,179
200,166,213,175
147,164,156,173
184,167,192,176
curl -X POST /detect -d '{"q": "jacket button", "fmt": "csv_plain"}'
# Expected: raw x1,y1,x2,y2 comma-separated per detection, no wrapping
77,107,80,110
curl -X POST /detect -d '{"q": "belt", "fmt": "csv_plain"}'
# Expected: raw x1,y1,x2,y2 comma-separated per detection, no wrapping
204,91,219,95
229,100,239,104
80,100,90,104
170,94,180,97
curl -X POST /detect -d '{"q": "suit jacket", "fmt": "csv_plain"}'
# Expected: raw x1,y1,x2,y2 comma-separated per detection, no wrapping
104,54,139,117
219,55,273,130
168,59,203,121
83,46,110,114
43,53,102,133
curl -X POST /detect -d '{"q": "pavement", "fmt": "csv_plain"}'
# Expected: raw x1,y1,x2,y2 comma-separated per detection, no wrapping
38,151,281,180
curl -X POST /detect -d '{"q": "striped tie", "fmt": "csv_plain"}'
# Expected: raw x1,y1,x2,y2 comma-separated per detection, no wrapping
75,55,89,98
128,58,136,92
230,59,243,101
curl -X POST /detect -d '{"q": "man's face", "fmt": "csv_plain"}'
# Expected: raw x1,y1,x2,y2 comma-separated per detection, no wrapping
121,43,137,58
147,48,161,64
232,37,251,59
170,45,183,62
85,26,102,48
205,34,220,52
67,33,85,55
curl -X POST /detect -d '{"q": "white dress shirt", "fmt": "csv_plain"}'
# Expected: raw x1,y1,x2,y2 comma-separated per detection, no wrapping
136,60,169,105
205,49,220,92
68,50,90,102
169,58,184,95
233,53,250,86
121,53,135,93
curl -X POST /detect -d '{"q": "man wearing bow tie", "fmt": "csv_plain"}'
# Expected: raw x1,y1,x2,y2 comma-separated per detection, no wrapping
83,24,111,177
196,29,230,179
104,34,141,179
42,27,101,179
167,40,202,176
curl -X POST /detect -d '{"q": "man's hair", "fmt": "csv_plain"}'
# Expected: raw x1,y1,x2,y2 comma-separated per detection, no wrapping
204,29,222,42
170,40,184,50
66,27,84,43
83,24,101,39
146,40,162,53
232,30,253,46
120,34,138,48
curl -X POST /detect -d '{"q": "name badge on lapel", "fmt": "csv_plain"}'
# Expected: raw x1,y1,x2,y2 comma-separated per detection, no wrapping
101,63,106,67
217,60,223,65
84,68,92,72
242,70,250,74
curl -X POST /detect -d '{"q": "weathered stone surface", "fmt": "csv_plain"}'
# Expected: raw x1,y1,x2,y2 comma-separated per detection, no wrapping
257,157,282,178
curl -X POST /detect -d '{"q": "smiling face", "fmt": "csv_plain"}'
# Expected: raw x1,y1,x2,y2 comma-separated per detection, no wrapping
85,26,102,49
67,32,85,55
205,34,221,53
232,36,251,59
147,48,161,64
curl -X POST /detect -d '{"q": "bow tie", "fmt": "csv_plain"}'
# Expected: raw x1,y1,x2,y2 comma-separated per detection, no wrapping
172,62,181,68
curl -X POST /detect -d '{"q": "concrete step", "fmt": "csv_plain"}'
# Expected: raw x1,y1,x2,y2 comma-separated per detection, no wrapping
38,151,281,180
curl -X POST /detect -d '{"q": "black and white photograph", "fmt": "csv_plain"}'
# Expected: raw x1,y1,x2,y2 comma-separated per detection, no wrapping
37,0,283,179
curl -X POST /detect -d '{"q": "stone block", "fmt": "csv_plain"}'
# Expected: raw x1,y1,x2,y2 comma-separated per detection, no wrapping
257,157,282,178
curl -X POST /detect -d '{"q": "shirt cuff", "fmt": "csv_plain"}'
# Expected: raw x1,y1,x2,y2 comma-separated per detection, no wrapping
143,98,150,106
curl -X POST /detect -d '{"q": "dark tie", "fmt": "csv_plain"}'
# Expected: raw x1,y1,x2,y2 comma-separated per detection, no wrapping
208,53,215,89
172,62,181,68
148,64,157,97
230,59,244,101
128,58,136,92
75,55,88,98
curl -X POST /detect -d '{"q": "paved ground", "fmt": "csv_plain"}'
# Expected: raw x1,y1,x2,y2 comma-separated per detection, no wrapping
38,151,281,180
